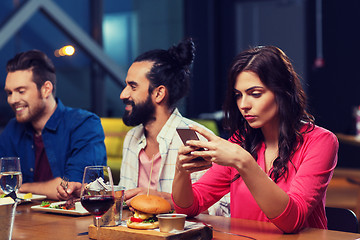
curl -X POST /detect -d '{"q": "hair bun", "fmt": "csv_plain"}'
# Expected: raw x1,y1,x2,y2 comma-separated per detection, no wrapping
168,38,195,67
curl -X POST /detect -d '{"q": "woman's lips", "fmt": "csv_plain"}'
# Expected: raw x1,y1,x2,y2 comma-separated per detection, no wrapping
244,115,256,121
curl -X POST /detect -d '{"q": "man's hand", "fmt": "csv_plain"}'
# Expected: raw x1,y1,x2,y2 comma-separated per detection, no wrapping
124,187,173,208
56,181,82,200
19,177,64,200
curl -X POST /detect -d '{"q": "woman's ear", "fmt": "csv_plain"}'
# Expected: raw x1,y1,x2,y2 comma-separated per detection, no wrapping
41,81,54,99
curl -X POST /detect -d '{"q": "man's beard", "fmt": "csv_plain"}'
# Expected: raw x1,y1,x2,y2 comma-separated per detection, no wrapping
122,95,156,126
13,93,46,124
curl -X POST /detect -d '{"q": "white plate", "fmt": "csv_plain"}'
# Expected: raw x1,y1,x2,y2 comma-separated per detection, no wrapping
31,201,90,216
0,193,47,203
18,193,47,202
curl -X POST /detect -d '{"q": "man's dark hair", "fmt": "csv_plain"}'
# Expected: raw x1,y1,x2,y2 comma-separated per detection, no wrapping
6,49,56,95
134,38,195,109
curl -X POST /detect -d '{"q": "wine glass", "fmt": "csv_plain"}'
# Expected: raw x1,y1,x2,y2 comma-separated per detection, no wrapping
80,166,114,236
0,157,22,195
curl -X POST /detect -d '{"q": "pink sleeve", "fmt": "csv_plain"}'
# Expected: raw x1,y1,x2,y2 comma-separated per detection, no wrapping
172,164,232,217
270,128,338,233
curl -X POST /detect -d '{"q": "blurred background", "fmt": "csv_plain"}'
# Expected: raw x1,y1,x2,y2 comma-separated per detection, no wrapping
0,0,360,167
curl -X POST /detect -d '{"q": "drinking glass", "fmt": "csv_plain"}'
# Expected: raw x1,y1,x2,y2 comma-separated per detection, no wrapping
80,166,114,237
0,157,22,195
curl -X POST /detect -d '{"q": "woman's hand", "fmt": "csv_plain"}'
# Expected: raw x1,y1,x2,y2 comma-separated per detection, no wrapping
186,125,253,170
176,142,213,174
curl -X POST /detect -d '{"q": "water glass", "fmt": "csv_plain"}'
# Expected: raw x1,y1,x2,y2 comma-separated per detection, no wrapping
0,157,22,194
97,185,125,226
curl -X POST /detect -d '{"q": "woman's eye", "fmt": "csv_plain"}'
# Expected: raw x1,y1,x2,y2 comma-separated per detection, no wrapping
234,93,242,99
251,92,262,97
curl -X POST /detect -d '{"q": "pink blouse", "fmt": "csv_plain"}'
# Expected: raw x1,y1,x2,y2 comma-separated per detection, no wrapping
172,125,338,233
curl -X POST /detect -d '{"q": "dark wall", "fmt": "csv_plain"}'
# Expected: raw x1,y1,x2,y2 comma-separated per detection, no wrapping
184,0,236,118
307,0,360,168
307,0,360,135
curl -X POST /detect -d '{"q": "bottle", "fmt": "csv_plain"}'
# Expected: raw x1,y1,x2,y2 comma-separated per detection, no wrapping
356,106,360,138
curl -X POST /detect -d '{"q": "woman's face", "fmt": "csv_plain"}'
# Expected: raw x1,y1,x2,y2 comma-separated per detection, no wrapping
234,71,279,130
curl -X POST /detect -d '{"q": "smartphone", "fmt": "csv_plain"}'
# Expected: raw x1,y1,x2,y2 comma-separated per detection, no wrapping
176,128,206,162
176,128,200,144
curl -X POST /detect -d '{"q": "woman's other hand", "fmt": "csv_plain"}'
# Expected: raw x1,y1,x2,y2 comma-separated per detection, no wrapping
186,125,253,170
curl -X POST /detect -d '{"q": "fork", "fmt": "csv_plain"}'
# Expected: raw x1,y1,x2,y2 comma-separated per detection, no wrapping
60,177,77,208
60,177,69,191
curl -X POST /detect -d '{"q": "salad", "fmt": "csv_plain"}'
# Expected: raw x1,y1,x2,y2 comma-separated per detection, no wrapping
40,201,75,210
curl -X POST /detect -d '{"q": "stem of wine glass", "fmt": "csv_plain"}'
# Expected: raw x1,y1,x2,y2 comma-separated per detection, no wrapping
95,216,100,239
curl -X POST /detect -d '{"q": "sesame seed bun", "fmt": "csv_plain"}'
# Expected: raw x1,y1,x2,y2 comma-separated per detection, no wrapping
130,195,171,214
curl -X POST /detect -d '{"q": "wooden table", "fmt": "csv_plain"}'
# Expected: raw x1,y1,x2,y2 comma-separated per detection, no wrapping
12,202,360,240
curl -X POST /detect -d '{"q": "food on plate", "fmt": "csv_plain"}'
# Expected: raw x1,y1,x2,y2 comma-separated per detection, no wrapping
23,193,33,199
1,192,34,200
127,195,172,230
40,201,51,207
40,200,75,210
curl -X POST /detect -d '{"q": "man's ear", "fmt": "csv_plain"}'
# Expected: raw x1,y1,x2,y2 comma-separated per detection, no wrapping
41,81,53,99
153,85,167,104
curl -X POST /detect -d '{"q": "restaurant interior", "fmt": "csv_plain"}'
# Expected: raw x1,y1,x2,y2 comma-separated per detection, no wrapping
1,0,360,237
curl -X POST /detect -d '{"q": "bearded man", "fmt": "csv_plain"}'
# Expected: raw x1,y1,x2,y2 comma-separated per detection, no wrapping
0,50,106,199
118,38,229,213
57,39,230,216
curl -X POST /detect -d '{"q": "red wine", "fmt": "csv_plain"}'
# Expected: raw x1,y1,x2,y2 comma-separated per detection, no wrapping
81,195,115,217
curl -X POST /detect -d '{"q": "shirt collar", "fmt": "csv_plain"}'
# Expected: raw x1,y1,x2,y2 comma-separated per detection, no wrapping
43,98,63,132
157,108,182,142
24,98,63,134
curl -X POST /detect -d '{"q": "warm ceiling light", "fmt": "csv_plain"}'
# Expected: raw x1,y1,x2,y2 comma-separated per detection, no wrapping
54,45,75,57
63,45,75,56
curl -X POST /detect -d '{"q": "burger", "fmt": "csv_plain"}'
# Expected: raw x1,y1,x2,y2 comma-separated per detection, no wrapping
126,194,172,229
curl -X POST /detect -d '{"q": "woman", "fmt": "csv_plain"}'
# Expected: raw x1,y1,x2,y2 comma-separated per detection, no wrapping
172,46,338,233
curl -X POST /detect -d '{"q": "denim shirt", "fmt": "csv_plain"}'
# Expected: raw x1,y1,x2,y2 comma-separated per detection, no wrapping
0,99,107,183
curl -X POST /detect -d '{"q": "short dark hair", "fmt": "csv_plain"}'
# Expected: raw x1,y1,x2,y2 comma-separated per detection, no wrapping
134,38,195,109
6,49,56,95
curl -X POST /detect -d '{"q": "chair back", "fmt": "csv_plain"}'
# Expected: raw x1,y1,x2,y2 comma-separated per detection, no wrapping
326,206,359,233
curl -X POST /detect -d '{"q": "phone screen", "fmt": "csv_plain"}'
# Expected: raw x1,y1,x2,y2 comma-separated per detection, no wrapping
176,128,206,162
176,128,200,145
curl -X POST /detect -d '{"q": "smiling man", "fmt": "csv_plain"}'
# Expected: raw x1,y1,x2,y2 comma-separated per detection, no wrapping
0,50,106,199
56,39,230,217
118,38,230,217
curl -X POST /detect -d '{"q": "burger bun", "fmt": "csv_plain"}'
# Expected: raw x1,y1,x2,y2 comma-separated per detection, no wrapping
130,195,171,214
126,220,159,229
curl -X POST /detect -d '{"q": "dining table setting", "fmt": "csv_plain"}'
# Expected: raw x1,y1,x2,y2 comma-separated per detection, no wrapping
2,158,360,239
8,199,360,240
0,157,360,240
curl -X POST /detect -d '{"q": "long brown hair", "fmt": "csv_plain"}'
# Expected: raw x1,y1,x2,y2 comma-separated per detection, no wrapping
223,46,314,182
